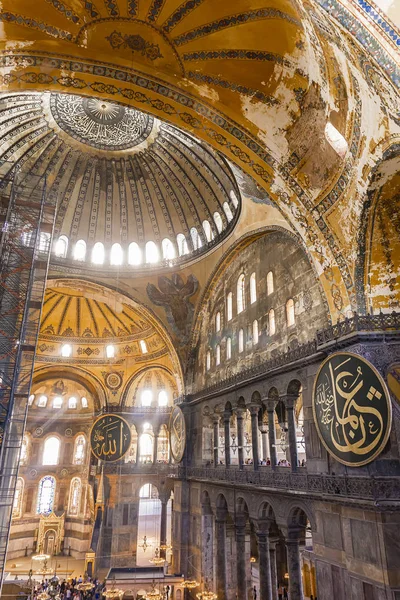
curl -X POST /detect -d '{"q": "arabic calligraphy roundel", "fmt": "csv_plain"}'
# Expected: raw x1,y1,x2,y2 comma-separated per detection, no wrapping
169,406,186,463
90,414,131,462
313,352,392,467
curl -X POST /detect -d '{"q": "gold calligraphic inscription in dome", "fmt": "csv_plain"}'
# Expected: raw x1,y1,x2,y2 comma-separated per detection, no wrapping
90,414,131,462
313,352,392,467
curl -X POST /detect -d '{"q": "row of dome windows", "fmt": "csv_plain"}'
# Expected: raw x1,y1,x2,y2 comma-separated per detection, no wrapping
57,340,148,359
13,475,84,517
28,394,88,409
47,206,236,265
20,434,86,466
215,271,274,330
206,299,295,370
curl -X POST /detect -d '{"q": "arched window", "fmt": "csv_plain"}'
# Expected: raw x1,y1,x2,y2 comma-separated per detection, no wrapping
68,478,81,516
158,390,168,407
177,233,189,256
190,227,202,250
237,274,245,314
216,344,221,366
213,212,223,234
73,435,86,465
38,395,47,407
269,309,276,335
43,437,60,466
68,396,77,409
81,397,88,408
92,242,105,265
206,350,211,371
223,202,233,222
253,319,259,345
53,396,63,409
12,477,24,518
238,329,244,353
267,271,274,295
39,232,50,252
162,238,176,260
74,239,86,261
128,242,142,265
110,243,123,265
140,340,148,354
55,235,68,258
37,476,56,515
215,312,221,333
146,241,159,264
139,433,153,462
203,220,214,242
61,344,72,357
141,390,152,407
28,394,35,406
20,436,28,465
227,292,233,321
250,272,257,304
286,298,295,326
106,344,115,358
230,190,239,208
226,337,232,360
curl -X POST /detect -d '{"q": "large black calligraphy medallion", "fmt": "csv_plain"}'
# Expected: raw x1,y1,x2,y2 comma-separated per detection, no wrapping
313,352,392,467
169,406,186,463
90,414,131,462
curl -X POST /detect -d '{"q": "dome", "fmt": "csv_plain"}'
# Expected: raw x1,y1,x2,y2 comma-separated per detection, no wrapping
0,92,240,268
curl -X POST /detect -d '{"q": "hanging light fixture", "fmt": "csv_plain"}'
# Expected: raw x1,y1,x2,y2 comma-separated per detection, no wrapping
146,581,162,600
103,575,124,599
183,578,199,590
77,572,95,593
149,547,166,567
138,534,152,553
159,542,172,552
196,580,217,600
32,553,52,576
37,592,50,600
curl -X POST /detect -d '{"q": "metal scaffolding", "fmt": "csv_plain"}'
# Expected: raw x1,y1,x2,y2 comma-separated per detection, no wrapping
0,165,55,592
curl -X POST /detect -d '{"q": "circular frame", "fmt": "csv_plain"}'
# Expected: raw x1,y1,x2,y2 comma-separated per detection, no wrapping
312,351,392,467
169,405,186,463
90,413,132,462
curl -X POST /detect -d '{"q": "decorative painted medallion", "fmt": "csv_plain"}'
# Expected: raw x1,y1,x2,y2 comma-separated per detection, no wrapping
104,371,123,391
50,93,154,151
312,352,392,467
90,414,131,462
169,405,186,463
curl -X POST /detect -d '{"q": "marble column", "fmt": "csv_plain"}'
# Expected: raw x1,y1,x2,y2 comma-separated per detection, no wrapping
266,401,277,469
235,519,247,599
213,417,219,467
153,434,159,464
259,425,269,462
256,530,272,600
286,395,299,471
159,495,168,559
285,534,304,600
223,410,231,468
237,409,245,470
215,512,228,600
269,539,278,600
249,405,260,470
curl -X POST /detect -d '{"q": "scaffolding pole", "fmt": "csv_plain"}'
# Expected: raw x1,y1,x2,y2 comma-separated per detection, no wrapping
0,165,55,592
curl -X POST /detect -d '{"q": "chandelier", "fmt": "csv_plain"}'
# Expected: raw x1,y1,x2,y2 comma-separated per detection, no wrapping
146,582,162,600
32,553,52,576
37,593,50,600
159,543,172,552
103,576,124,599
149,547,165,567
183,579,199,589
138,535,152,553
77,573,94,593
196,581,217,600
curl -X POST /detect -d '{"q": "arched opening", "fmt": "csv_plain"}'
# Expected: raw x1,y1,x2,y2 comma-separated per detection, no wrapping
42,437,60,466
237,274,245,314
110,242,123,265
162,238,176,260
213,212,223,234
92,242,105,265
146,241,159,264
203,220,214,242
54,235,68,258
73,239,86,261
128,242,142,265
177,233,189,256
37,476,56,515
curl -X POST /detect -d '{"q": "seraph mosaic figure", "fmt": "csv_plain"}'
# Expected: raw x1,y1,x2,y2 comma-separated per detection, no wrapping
147,274,199,343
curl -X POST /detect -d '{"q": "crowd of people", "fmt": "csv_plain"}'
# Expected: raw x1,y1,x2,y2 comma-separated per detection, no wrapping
28,575,103,599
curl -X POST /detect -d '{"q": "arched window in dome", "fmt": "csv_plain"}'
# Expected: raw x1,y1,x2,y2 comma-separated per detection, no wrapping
190,227,202,251
106,345,115,358
226,337,232,360
216,344,221,366
81,397,88,408
12,477,23,518
139,433,153,462
37,476,55,515
73,435,86,465
215,312,221,333
267,271,274,295
238,329,244,353
253,319,259,345
286,298,295,327
230,190,239,208
237,274,245,314
55,235,68,258
28,394,35,406
269,309,276,335
140,340,148,354
146,241,159,264
68,477,81,516
141,390,152,407
177,234,189,256
250,272,257,304
61,344,72,358
92,242,105,265
162,238,176,260
129,242,142,265
53,396,63,409
202,220,214,243
206,350,211,371
227,292,233,321
74,239,86,261
158,390,168,407
43,437,60,466
68,396,77,409
110,243,123,265
38,395,47,408
223,202,234,223
213,212,223,234
20,436,28,465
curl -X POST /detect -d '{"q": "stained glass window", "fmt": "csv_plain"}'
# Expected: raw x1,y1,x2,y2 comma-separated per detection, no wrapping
13,478,24,518
37,476,56,515
73,435,86,465
68,478,81,516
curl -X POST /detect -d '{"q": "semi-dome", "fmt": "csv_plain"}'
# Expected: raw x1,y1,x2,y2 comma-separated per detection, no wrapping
0,91,240,268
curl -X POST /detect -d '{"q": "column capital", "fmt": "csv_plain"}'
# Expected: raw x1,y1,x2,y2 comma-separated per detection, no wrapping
254,518,273,536
248,403,261,416
236,407,246,419
281,394,299,409
223,409,231,421
264,399,278,411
